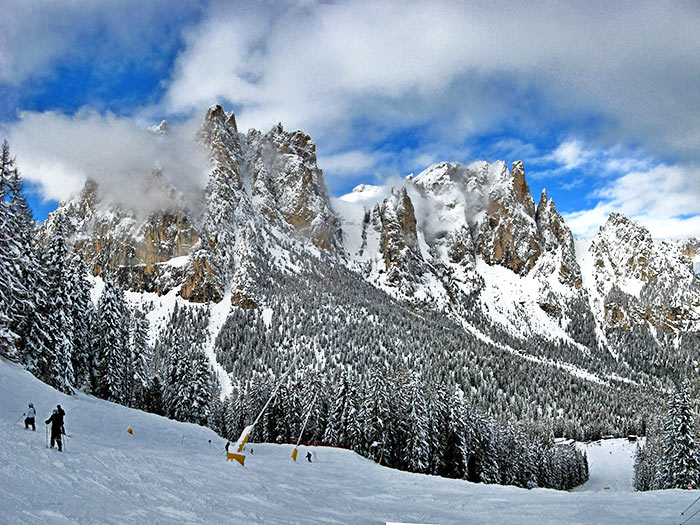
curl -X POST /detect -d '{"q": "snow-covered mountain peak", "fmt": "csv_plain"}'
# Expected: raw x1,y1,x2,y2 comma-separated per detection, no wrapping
582,211,700,333
338,184,383,203
150,119,170,135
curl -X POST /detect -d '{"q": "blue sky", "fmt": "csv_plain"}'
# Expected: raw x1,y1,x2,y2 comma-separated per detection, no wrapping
2,0,700,238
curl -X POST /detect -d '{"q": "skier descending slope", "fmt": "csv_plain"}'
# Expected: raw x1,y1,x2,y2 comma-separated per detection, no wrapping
45,409,63,451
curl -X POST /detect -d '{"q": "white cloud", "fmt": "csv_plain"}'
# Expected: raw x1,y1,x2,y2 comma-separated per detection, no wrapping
8,110,210,215
318,151,379,176
564,163,700,239
0,0,200,85
563,204,615,239
552,141,586,169
163,0,700,164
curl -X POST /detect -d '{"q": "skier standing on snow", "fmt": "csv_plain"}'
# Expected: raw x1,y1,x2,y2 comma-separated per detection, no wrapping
45,409,63,452
306,452,312,463
24,403,36,431
56,404,66,435
225,441,230,454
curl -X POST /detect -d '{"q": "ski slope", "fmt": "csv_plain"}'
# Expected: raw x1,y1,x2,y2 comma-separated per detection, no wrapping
0,358,697,525
576,438,640,492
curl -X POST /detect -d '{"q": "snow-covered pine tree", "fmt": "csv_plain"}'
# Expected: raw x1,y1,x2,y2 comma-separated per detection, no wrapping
633,417,663,491
655,382,700,489
0,140,34,360
324,370,349,444
4,166,36,358
24,248,52,378
187,347,215,425
96,276,130,402
69,256,97,390
442,387,471,479
0,145,17,358
401,372,429,473
142,375,165,416
163,338,188,420
360,366,392,459
425,383,449,476
127,309,150,407
208,395,226,437
343,377,363,452
24,218,75,392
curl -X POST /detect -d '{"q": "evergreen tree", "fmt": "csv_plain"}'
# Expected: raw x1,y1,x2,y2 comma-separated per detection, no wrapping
656,382,700,489
142,375,165,416
401,372,429,473
69,257,97,390
24,219,75,392
443,387,471,479
0,141,34,360
188,347,215,425
127,309,150,407
96,276,130,402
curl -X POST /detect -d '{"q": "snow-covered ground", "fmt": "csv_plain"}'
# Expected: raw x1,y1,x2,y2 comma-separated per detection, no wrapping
0,358,697,524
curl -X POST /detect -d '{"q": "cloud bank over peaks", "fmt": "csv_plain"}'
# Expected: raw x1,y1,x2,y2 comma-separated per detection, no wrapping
564,163,700,239
8,109,210,216
164,0,700,164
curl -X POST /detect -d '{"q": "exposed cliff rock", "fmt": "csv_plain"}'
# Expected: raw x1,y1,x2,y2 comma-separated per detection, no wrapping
535,189,582,289
585,213,700,333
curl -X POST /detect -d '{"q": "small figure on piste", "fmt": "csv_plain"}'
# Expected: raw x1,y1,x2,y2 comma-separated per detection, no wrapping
45,409,63,452
24,403,36,431
306,452,312,463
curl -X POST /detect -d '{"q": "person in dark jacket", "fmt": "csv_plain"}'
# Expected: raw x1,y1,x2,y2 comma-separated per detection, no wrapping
55,405,66,435
45,409,63,452
306,452,312,463
24,403,36,431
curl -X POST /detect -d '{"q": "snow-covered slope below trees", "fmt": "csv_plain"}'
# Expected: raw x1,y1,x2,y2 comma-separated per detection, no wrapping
0,358,694,524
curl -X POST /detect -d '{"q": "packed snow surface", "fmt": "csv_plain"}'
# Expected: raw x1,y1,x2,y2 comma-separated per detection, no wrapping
0,359,696,524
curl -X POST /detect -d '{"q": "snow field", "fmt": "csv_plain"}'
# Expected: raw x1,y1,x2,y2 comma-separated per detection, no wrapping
1,358,698,524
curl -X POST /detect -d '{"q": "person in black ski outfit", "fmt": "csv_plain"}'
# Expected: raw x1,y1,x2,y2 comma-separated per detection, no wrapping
24,403,36,431
56,404,66,435
306,452,312,463
45,409,63,451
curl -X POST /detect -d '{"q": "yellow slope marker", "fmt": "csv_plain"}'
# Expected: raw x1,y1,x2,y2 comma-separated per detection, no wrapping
226,452,246,466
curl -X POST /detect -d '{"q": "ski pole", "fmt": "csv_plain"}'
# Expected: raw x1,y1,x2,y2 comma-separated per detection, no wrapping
14,413,25,425
45,424,48,448
681,494,700,516
680,505,700,525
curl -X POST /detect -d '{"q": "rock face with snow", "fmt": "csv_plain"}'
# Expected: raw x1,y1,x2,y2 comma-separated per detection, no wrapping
42,177,198,296
584,213,700,332
535,189,581,290
45,105,344,306
410,160,542,277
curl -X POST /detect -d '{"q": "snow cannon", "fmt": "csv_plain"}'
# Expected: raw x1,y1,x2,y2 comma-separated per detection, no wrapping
236,424,254,452
226,452,245,466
